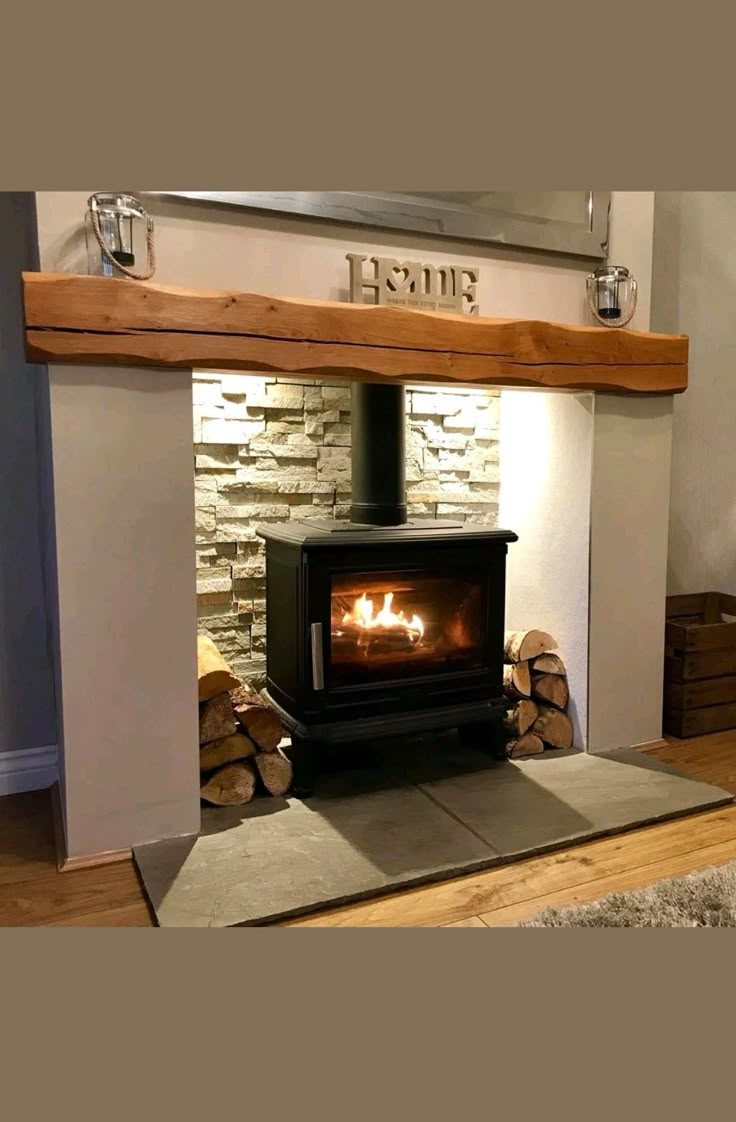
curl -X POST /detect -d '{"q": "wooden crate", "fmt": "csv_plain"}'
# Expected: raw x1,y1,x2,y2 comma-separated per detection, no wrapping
664,592,736,737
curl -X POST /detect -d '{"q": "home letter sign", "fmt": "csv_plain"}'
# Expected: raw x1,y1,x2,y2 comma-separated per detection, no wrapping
347,253,479,314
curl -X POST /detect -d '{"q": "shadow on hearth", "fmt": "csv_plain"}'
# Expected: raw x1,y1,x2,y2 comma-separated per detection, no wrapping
288,733,595,870
179,731,595,881
198,795,289,838
302,730,575,796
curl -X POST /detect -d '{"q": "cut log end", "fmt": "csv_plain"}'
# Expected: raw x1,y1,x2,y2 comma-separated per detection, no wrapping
504,629,557,664
231,687,283,752
199,692,238,745
531,672,569,711
200,732,256,773
198,635,240,702
200,761,257,806
504,699,539,738
506,733,545,759
255,747,293,797
532,706,574,750
532,652,566,676
503,660,532,700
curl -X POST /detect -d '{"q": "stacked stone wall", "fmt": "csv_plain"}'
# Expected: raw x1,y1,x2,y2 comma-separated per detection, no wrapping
194,373,501,685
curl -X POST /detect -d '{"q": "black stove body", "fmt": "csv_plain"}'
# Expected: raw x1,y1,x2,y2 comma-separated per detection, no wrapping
256,384,517,794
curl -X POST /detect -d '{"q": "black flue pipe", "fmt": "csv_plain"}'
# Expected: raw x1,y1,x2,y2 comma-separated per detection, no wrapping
350,383,407,525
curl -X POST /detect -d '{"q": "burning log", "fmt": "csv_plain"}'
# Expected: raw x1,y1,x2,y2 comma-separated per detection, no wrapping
200,761,257,806
340,591,424,643
366,634,420,655
337,621,420,649
504,629,557,663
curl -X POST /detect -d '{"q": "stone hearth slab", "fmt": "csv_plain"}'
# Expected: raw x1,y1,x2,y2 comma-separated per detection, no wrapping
133,782,494,927
133,741,733,927
416,746,732,858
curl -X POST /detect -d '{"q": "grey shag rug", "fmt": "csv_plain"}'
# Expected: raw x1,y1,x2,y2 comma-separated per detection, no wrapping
520,861,736,927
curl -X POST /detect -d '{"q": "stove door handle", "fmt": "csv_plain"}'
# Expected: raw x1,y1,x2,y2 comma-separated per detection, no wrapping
310,622,325,690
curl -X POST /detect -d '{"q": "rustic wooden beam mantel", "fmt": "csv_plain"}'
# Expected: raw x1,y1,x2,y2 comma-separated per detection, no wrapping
22,272,688,394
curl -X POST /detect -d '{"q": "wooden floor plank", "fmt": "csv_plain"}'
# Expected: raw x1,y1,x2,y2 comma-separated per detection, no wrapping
48,903,154,927
651,734,736,793
478,837,736,926
1,730,735,927
442,916,487,928
0,858,147,927
0,789,58,883
282,807,736,927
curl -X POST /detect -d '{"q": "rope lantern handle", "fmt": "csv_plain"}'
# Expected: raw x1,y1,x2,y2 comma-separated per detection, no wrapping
89,205,156,281
587,276,638,328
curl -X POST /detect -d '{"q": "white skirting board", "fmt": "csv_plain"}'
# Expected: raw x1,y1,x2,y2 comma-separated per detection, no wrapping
0,745,58,796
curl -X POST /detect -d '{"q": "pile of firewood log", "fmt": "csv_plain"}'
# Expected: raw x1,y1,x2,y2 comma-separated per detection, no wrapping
198,635,292,806
196,628,574,800
502,629,574,758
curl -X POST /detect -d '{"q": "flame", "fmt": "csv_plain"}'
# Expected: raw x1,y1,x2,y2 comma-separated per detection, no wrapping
342,591,424,643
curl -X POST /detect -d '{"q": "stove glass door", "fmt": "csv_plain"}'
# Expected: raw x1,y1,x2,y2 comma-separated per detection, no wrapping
329,567,486,688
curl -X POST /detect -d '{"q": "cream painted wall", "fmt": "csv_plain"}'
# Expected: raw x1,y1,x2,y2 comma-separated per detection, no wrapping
652,192,736,597
607,191,654,332
36,191,598,320
48,365,200,857
34,192,655,321
499,392,594,747
497,193,661,754
588,397,673,751
585,190,674,752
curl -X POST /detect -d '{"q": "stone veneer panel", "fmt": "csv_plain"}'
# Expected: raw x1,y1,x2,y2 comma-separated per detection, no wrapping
193,373,500,686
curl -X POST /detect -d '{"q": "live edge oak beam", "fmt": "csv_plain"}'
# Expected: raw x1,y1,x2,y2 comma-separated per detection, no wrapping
22,273,688,394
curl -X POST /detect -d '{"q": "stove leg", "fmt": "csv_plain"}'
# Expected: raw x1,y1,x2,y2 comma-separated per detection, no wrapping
459,716,507,761
288,734,319,799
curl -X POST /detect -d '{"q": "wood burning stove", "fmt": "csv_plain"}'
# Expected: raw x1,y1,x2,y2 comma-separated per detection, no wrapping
257,384,517,795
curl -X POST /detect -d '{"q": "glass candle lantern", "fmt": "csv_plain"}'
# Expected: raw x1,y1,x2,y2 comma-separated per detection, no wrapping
85,193,155,280
586,265,637,327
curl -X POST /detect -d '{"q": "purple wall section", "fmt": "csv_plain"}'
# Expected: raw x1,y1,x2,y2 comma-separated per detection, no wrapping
0,192,58,758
